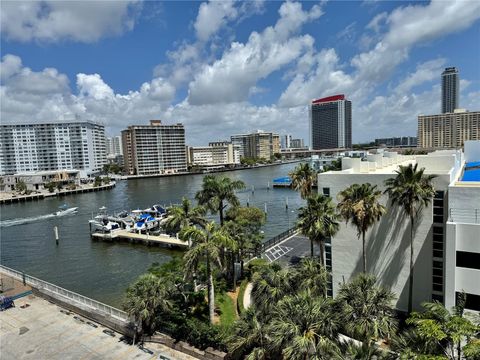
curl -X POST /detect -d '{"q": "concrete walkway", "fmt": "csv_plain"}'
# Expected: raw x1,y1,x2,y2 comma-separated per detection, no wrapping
243,283,253,310
0,295,197,360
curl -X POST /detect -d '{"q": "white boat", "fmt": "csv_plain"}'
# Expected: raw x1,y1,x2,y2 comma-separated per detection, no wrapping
55,207,78,216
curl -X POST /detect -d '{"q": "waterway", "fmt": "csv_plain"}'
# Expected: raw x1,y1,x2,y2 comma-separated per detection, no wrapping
0,163,304,307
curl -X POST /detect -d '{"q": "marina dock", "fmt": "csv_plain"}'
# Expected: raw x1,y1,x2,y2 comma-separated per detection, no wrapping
91,229,189,248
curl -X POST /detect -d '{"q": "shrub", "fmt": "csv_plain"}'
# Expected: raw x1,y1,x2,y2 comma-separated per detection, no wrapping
44,182,56,193
244,258,268,280
93,176,102,187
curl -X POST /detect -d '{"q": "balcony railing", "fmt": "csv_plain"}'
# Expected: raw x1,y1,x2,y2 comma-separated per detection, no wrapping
449,208,480,224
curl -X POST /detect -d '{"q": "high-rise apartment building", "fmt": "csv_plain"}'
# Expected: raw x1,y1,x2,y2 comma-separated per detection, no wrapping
442,67,459,113
281,134,292,149
290,138,305,149
418,110,479,148
230,131,280,159
318,142,480,312
0,120,106,176
106,136,123,156
310,94,352,150
121,120,187,176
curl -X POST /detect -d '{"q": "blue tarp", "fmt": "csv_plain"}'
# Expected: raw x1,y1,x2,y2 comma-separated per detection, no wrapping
273,176,292,184
465,161,480,169
462,168,480,181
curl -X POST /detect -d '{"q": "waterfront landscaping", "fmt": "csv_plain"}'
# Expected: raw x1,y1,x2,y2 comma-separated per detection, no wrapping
122,168,480,358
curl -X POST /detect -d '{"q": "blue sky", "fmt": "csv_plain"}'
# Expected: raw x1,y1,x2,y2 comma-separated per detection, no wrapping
1,0,479,145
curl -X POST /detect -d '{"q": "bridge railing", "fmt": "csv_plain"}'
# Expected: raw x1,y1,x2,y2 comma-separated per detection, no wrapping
0,265,128,322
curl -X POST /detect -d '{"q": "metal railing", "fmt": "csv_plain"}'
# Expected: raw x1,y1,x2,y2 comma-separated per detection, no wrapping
245,226,299,261
449,208,480,224
0,265,128,322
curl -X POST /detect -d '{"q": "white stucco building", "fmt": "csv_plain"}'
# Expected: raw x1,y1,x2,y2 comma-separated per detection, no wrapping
187,141,240,168
318,141,480,312
0,121,106,176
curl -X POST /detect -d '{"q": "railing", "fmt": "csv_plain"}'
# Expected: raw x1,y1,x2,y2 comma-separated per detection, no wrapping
449,208,480,224
0,265,128,322
245,226,299,261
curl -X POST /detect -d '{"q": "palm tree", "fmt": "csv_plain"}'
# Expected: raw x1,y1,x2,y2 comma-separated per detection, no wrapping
123,273,173,337
337,183,386,273
180,222,236,324
195,175,245,226
268,291,341,359
405,295,479,360
289,162,316,199
250,263,295,316
164,197,207,234
228,307,271,360
384,163,436,313
294,257,329,297
337,341,386,360
336,273,397,346
297,193,340,262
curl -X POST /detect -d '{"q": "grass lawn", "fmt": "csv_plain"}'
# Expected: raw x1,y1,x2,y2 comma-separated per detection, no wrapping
237,280,248,314
216,292,237,326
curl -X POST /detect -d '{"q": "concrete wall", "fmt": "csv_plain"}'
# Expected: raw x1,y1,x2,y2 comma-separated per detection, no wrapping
318,171,451,312
465,140,480,163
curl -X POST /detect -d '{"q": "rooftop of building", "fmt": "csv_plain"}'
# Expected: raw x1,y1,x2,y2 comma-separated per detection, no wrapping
0,119,104,127
320,141,480,188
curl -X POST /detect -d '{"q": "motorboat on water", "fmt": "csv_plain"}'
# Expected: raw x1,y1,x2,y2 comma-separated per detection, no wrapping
55,205,78,216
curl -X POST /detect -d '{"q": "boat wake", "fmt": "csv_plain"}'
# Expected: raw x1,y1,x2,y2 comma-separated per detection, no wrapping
0,208,78,228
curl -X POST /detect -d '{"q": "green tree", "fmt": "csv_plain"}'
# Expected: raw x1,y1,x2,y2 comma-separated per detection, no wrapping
123,273,173,336
250,263,295,316
228,307,272,360
268,291,341,360
15,180,27,193
293,257,329,297
289,162,316,199
337,183,386,273
337,341,386,360
94,176,102,187
195,175,246,226
405,297,479,360
297,193,340,262
384,163,436,313
224,206,266,274
164,197,207,234
336,274,397,345
181,222,236,324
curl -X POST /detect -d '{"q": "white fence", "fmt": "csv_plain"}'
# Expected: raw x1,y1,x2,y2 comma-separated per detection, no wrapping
0,265,128,322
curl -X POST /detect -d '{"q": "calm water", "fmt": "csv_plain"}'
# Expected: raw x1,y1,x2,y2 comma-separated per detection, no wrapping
0,163,303,307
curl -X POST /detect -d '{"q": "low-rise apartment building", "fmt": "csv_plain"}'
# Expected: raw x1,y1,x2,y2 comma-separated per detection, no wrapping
318,141,480,312
187,142,240,167
121,120,187,176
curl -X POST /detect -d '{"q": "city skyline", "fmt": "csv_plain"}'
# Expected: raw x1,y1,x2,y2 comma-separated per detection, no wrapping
1,1,479,146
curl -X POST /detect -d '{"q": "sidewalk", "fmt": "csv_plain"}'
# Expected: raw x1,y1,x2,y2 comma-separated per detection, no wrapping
0,295,197,360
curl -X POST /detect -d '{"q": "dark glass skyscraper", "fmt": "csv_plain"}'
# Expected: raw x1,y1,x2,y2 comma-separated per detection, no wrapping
309,94,352,150
441,67,459,113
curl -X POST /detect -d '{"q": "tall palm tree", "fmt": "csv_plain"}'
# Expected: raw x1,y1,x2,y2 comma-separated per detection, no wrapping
336,273,397,346
384,163,436,313
195,175,245,226
268,291,341,360
297,193,340,262
289,162,316,199
294,257,329,297
180,222,236,324
337,183,386,273
123,273,173,336
164,197,207,234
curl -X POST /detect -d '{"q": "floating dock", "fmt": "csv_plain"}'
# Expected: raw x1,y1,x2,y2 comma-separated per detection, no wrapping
91,229,189,248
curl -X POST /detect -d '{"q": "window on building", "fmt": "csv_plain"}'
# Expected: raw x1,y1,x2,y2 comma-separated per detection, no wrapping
456,292,480,312
322,187,330,197
456,251,480,270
